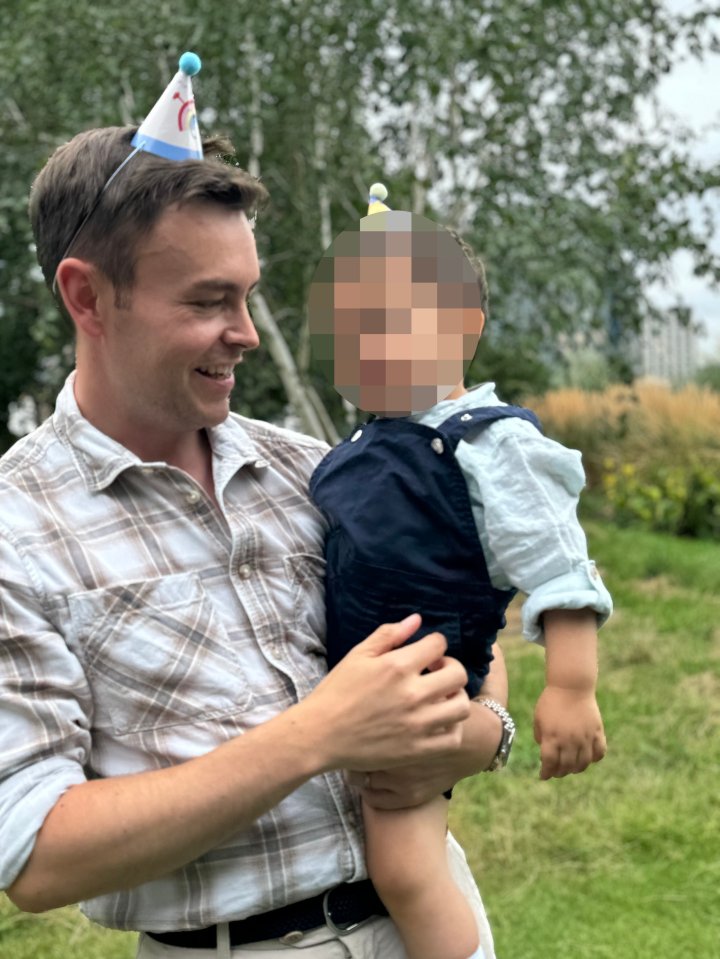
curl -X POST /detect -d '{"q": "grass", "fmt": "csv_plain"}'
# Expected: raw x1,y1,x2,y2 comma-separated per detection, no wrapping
450,520,720,958
2,521,719,957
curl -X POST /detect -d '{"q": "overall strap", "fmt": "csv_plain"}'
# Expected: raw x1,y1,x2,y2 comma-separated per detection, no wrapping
436,404,543,453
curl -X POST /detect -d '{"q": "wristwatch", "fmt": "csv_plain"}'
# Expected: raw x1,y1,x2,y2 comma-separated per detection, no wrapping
476,698,516,771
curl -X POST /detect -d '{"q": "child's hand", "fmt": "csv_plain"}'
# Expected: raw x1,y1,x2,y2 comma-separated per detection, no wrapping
533,686,606,780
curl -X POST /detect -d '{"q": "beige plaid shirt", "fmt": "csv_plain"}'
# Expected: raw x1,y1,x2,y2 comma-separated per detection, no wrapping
0,373,365,931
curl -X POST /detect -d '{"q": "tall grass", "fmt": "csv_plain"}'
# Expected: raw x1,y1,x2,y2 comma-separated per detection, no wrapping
530,382,720,537
531,382,720,479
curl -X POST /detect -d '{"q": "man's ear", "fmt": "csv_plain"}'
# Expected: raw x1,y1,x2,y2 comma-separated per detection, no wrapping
54,258,108,338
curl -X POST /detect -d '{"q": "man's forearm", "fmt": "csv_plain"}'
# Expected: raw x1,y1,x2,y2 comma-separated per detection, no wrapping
8,617,470,913
7,705,323,913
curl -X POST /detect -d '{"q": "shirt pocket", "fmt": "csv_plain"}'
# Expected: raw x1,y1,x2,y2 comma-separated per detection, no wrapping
68,573,252,735
283,552,327,660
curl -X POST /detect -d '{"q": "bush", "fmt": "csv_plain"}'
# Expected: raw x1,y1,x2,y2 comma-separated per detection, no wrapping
529,382,720,538
601,459,720,538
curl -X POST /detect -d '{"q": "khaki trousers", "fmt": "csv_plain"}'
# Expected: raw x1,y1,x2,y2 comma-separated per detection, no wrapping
135,835,495,959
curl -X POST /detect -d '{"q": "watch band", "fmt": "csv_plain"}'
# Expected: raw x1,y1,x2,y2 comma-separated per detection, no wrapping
476,697,516,771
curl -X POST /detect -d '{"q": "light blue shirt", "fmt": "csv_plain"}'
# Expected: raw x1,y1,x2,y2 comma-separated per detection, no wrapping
412,383,612,643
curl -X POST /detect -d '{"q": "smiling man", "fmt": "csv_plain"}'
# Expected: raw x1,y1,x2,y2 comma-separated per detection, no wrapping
0,124,506,959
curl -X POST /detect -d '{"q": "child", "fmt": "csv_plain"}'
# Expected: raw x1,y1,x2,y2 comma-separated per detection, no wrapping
307,185,612,959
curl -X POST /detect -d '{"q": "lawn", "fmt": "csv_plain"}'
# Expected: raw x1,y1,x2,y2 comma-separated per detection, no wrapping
2,521,718,958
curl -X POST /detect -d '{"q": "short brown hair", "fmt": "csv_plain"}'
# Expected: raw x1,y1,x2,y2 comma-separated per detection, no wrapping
445,227,489,319
29,126,268,302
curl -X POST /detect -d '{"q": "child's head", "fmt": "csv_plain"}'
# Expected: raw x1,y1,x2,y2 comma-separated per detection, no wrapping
308,209,487,417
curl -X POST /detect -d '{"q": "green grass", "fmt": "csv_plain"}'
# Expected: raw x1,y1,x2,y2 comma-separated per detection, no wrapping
2,521,719,957
450,521,720,958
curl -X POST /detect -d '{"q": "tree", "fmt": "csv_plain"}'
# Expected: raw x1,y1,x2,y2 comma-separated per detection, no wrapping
695,362,720,391
1,0,719,448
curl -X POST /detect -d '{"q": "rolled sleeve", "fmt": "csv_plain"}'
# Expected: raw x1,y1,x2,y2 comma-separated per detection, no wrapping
0,534,92,889
520,561,613,645
0,758,87,888
461,418,612,644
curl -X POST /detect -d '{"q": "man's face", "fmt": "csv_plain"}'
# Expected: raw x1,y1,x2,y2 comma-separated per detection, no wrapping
94,203,260,443
308,217,485,417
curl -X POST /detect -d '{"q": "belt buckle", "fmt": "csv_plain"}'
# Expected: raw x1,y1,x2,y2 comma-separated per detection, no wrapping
322,886,372,937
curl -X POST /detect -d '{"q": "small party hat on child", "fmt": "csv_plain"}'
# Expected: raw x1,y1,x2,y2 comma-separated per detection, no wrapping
367,182,391,215
131,51,203,160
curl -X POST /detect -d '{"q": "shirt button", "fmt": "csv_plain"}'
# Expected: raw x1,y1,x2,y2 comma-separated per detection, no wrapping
351,429,363,442
186,488,202,504
430,438,444,454
254,459,269,468
238,563,253,579
460,413,473,422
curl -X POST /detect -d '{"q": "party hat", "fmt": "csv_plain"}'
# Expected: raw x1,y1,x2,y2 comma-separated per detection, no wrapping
131,52,203,160
367,182,391,215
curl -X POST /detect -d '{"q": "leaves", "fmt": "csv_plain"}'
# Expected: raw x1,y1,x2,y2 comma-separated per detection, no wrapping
1,0,718,445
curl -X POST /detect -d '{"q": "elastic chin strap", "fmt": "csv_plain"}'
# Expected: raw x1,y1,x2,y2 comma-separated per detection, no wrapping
51,145,142,297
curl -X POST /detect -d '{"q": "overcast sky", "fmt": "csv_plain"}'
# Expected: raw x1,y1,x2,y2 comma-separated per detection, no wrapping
653,5,720,360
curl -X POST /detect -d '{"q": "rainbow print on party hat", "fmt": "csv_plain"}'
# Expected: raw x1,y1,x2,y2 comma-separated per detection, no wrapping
131,52,203,161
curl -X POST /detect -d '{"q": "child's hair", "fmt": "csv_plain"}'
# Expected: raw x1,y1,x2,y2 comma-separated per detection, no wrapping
445,227,489,319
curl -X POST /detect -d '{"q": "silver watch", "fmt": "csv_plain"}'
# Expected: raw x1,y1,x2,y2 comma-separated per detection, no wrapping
477,698,516,771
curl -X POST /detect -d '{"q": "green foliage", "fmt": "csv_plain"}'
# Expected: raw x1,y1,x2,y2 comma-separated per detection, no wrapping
1,0,719,447
532,382,720,532
602,458,720,538
695,361,720,391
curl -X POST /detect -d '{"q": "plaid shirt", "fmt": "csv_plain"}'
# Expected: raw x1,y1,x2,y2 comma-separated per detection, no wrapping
0,373,365,931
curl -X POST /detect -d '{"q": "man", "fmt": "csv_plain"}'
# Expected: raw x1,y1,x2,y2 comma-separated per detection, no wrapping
0,125,507,957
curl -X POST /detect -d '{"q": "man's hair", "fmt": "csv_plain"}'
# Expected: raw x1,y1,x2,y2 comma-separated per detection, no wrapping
29,126,268,304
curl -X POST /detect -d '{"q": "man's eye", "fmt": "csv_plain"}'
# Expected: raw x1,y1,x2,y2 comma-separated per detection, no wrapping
192,300,224,310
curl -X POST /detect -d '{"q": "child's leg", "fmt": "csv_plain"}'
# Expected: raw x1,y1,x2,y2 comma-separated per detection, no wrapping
364,794,480,959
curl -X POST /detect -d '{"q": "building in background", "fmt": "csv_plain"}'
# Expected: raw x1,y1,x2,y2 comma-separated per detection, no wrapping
634,314,700,384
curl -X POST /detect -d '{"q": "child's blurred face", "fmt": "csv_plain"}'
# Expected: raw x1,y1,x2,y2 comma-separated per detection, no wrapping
308,215,485,417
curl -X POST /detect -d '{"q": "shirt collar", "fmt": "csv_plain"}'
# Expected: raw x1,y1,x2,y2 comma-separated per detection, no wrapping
53,372,261,493
409,382,500,426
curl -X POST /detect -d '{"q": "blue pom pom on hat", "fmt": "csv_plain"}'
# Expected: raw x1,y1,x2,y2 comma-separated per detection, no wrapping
367,182,391,215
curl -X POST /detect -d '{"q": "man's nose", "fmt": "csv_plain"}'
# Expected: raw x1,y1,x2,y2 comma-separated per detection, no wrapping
223,300,260,351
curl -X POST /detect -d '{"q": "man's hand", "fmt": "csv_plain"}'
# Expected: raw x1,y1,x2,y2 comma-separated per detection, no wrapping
533,685,606,780
346,697,504,809
296,613,471,774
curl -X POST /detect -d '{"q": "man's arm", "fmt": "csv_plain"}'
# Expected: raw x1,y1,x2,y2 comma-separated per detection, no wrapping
355,642,508,809
7,615,469,913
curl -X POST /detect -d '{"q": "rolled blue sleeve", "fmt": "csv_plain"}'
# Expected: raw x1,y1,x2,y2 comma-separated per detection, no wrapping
459,417,613,644
520,561,612,645
0,534,91,889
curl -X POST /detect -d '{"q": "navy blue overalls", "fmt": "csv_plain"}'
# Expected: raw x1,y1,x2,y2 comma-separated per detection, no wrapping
309,404,542,697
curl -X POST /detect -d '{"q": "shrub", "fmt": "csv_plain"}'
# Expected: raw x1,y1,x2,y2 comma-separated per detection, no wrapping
529,382,720,538
601,459,720,538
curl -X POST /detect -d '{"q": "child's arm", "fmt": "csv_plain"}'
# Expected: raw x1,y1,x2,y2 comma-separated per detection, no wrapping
533,607,606,781
476,641,508,707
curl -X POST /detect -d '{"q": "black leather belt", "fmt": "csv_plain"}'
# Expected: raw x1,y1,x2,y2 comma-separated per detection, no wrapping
146,879,388,948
